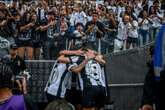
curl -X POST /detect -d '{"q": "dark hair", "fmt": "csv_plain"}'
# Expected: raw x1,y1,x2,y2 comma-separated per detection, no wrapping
76,22,84,28
138,10,147,18
22,11,31,23
149,6,156,15
0,63,13,89
45,100,74,110
153,0,159,5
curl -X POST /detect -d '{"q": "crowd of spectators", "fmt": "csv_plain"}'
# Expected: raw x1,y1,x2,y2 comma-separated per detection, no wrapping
0,0,165,60
0,1,165,110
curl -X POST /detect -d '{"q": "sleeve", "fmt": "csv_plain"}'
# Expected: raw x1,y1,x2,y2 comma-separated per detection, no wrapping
68,62,78,72
68,56,84,72
70,14,75,26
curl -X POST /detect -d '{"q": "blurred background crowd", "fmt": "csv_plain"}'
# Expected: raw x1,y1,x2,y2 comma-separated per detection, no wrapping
0,0,165,60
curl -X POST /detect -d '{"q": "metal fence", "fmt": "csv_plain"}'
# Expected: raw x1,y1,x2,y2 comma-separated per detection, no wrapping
26,42,153,110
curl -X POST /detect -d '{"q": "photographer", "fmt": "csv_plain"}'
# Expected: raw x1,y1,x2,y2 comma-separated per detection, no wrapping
8,44,26,76
3,44,27,94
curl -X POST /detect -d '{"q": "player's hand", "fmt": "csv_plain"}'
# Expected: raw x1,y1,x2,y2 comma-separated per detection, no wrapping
59,50,68,55
76,50,84,56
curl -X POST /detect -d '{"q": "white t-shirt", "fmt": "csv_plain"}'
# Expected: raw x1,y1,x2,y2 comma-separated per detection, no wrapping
150,14,162,28
138,18,150,30
70,11,87,26
117,22,128,40
128,21,139,38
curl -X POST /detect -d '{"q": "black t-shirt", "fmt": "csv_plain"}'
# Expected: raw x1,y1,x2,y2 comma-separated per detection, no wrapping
85,21,105,40
7,18,20,38
39,19,48,42
9,7,19,16
55,31,70,48
0,16,12,38
17,20,32,41
9,55,26,76
31,21,41,43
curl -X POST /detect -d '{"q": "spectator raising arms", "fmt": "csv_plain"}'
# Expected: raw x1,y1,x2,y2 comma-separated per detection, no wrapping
16,11,34,60
0,0,164,58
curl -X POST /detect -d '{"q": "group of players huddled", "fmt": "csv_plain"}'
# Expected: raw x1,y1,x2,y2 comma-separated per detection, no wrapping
45,41,108,110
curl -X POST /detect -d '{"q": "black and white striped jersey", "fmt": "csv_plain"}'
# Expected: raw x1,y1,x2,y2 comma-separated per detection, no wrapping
45,62,72,98
69,56,106,90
